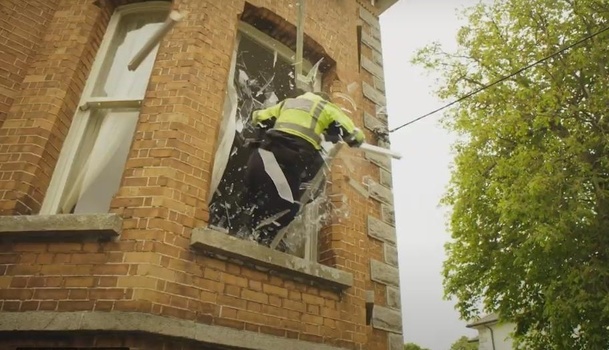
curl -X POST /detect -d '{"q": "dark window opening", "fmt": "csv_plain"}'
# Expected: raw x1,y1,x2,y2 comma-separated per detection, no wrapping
209,32,299,236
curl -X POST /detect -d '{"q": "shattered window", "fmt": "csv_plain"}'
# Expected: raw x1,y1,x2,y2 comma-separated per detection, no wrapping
208,25,328,259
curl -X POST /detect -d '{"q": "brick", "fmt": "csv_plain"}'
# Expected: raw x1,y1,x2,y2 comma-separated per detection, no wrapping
213,317,245,331
33,289,69,300
38,301,57,311
0,288,32,300
262,283,288,298
117,276,157,289
302,293,324,306
269,295,282,307
237,309,267,325
89,288,127,300
241,289,268,304
123,252,160,264
56,300,95,312
248,280,262,291
9,276,27,288
225,284,240,297
0,276,11,289
283,299,306,312
3,301,20,311
221,273,247,288
21,300,39,311
68,289,88,300
288,290,301,301
70,253,107,264
64,276,95,288
92,264,130,276
218,294,246,309
165,281,199,299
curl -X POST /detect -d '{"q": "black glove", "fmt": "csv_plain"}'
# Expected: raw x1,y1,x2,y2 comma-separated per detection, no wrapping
324,122,342,144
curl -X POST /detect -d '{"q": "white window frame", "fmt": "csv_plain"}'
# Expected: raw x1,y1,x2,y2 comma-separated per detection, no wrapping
238,22,321,91
211,22,323,260
40,2,170,215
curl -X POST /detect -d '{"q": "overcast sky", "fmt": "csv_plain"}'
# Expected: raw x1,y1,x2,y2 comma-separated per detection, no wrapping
380,1,484,349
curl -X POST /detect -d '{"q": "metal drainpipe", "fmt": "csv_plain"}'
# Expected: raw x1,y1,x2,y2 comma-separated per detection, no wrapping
484,325,497,350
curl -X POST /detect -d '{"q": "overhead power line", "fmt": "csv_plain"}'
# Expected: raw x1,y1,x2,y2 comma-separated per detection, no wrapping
389,23,609,133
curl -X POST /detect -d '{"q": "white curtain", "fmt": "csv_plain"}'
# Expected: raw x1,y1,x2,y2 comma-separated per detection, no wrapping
61,19,162,213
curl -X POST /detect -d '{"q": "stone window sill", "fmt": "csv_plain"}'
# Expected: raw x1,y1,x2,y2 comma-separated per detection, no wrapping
0,214,122,242
190,227,353,291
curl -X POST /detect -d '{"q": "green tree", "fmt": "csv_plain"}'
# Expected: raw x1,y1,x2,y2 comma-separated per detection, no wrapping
404,342,430,350
413,0,609,348
450,336,477,350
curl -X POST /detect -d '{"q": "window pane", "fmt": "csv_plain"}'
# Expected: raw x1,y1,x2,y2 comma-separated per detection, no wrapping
55,8,168,214
61,108,140,214
92,11,166,99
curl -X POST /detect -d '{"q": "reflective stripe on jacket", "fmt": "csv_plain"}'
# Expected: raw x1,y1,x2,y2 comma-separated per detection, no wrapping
252,92,359,150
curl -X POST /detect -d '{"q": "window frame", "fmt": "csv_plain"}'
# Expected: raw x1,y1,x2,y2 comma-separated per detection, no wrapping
40,2,170,215
210,22,323,260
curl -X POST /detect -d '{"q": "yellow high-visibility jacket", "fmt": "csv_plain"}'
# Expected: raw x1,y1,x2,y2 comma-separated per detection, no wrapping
252,92,364,150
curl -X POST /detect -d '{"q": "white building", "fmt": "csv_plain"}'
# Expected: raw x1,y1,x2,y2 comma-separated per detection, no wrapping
467,313,516,350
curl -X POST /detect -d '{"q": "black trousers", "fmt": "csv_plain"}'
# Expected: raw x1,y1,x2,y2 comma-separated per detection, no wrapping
240,131,324,244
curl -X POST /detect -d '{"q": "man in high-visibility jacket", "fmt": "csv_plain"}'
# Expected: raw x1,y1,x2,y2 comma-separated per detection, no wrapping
239,91,365,245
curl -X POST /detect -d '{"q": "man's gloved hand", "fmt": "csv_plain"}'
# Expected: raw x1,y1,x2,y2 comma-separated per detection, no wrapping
323,133,341,144
323,122,342,144
344,128,365,148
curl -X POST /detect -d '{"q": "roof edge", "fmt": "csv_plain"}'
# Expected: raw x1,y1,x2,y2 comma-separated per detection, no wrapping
466,313,499,328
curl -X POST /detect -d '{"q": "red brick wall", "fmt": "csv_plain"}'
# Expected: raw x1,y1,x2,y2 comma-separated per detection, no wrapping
0,0,397,349
0,0,59,126
0,0,111,215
